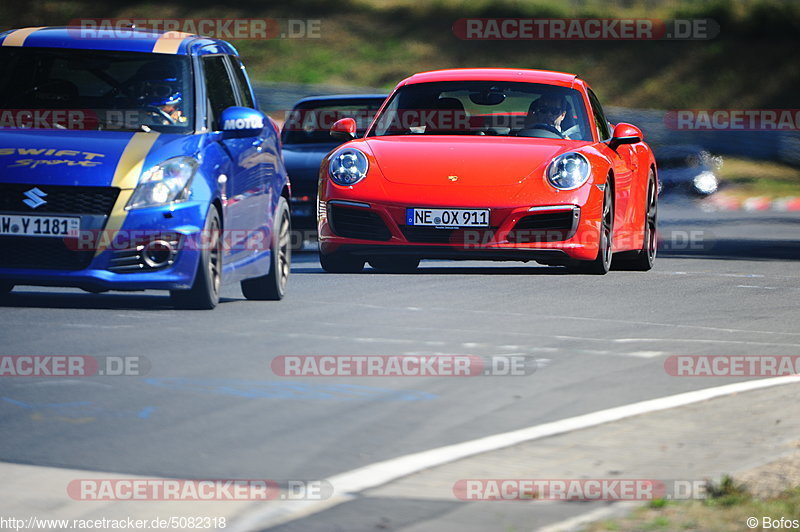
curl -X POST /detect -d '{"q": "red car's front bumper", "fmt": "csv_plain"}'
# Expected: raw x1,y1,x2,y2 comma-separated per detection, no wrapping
318,191,605,264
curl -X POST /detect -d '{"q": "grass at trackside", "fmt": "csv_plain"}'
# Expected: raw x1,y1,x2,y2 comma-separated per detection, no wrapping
718,156,800,198
1,0,799,109
585,477,800,532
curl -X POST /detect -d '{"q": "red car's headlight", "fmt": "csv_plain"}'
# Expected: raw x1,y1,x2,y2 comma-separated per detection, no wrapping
546,152,591,190
329,148,368,186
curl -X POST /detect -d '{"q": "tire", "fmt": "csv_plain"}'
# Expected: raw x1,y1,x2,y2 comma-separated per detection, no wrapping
241,196,291,300
613,172,657,271
82,287,109,294
368,256,420,273
568,183,613,275
319,250,365,273
171,207,222,310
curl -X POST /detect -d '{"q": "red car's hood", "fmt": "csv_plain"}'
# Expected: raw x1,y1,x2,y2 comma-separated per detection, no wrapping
364,136,578,187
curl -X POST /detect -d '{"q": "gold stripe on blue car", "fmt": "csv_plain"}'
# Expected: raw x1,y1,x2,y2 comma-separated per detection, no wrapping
2,27,46,46
95,132,161,257
152,32,195,55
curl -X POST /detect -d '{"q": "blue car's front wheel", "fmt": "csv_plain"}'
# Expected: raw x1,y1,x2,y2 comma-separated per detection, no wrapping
171,206,222,310
241,196,291,301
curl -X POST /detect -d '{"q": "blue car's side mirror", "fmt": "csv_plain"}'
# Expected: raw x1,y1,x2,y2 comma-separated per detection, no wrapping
220,106,267,138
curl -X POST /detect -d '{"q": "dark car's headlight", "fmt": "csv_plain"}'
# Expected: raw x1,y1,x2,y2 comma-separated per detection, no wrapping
329,148,368,186
546,152,591,190
127,156,198,210
692,171,718,195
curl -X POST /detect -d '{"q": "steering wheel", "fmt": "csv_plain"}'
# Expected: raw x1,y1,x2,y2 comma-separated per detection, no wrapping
145,106,176,125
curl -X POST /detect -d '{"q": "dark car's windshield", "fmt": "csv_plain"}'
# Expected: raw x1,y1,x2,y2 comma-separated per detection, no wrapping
369,81,592,141
281,98,385,145
655,147,710,169
0,47,193,133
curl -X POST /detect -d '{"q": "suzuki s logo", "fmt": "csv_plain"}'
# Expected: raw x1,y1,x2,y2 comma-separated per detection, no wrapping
23,187,48,209
448,175,459,182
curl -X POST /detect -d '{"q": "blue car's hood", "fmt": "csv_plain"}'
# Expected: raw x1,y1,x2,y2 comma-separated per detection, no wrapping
0,129,201,188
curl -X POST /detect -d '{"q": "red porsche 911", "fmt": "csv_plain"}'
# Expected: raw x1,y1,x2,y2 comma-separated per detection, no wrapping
317,68,657,274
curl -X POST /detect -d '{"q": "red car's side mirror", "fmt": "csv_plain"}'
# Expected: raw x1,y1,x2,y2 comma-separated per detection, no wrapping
330,118,357,142
608,122,643,150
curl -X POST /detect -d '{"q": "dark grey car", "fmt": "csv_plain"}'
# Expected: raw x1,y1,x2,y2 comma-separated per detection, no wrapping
281,94,386,243
655,145,722,196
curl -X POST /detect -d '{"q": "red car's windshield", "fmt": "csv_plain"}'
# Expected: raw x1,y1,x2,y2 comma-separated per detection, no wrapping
368,81,593,141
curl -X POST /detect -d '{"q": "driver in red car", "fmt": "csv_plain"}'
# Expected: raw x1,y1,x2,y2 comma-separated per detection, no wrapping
524,94,570,138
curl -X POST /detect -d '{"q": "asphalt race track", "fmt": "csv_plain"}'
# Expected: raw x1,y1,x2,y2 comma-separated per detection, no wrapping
1,198,799,530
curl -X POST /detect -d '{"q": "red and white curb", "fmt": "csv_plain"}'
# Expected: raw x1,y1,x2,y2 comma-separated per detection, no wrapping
701,194,800,212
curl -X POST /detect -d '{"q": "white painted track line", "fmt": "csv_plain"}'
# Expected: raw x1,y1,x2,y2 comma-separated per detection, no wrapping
227,376,800,531
537,502,639,532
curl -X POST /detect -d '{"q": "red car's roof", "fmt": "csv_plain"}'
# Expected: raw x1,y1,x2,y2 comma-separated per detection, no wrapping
399,68,582,88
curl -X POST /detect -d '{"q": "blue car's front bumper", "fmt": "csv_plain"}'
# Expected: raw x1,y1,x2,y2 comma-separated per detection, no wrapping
0,201,207,291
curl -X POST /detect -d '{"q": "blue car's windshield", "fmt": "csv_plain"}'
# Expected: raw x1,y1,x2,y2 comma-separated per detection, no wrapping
369,81,592,141
0,48,193,133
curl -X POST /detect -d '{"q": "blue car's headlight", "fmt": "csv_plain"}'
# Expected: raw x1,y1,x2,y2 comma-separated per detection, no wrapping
127,156,199,210
546,152,591,190
329,149,368,186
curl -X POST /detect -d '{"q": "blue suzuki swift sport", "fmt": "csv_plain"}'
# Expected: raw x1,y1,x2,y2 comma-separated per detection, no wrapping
0,26,291,309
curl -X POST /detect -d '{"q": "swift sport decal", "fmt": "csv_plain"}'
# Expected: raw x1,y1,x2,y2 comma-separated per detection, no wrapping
0,148,106,169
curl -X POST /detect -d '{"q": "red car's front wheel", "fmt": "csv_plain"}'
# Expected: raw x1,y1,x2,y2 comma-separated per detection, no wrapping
320,250,365,273
368,256,420,273
568,183,613,275
613,170,657,271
